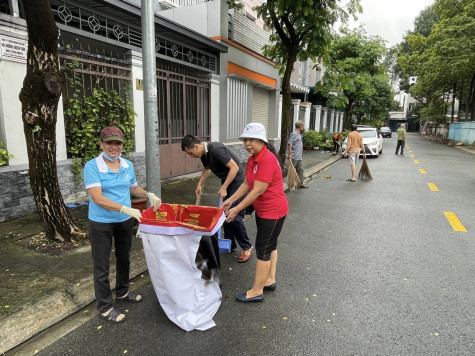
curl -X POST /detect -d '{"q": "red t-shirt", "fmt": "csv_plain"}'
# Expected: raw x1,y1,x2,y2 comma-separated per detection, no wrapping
245,145,289,219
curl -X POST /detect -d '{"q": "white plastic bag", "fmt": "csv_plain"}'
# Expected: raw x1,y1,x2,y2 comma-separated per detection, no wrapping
140,231,222,331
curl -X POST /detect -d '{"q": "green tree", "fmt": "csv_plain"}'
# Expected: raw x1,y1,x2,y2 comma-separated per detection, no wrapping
18,0,86,242
254,0,361,162
315,28,388,128
353,74,394,126
389,6,437,92
397,0,475,123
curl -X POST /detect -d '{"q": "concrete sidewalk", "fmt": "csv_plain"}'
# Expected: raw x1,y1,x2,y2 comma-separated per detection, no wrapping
0,148,340,353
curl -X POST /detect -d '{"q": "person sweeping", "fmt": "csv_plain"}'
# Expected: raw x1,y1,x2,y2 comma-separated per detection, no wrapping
343,124,365,182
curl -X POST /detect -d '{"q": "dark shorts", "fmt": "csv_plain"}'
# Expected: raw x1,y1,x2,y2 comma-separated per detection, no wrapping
254,214,286,261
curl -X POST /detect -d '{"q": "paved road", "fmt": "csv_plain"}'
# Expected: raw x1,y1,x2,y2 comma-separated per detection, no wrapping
25,134,475,355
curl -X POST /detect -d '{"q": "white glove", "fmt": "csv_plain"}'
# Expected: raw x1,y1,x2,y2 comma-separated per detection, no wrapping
146,192,162,212
120,205,142,222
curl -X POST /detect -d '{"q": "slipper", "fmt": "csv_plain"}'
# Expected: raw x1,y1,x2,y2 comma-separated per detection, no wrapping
238,246,254,263
117,291,142,303
100,308,125,323
346,178,356,182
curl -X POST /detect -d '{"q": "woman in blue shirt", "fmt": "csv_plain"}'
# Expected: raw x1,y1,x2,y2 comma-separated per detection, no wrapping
84,127,161,323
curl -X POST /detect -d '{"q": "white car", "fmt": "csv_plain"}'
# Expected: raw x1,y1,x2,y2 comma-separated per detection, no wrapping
341,126,384,158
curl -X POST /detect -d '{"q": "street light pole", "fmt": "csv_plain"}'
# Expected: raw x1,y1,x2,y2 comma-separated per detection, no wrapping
141,0,161,200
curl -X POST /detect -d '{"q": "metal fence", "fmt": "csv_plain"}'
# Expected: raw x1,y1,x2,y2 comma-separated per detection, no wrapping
448,122,475,144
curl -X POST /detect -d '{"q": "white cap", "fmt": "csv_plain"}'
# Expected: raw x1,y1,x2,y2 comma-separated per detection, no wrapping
239,122,268,143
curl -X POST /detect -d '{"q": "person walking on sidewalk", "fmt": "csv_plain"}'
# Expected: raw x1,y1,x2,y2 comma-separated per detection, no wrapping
395,124,407,155
84,127,162,323
287,120,307,188
343,124,366,182
181,135,254,263
223,123,288,303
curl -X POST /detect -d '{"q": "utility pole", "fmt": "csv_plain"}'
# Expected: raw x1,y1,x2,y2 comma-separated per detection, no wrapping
141,0,161,200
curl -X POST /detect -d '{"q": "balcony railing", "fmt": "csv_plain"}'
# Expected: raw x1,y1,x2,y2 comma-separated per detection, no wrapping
158,0,209,10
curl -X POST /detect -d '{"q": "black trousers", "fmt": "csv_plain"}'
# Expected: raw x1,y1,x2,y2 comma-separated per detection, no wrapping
395,140,405,154
333,139,340,152
89,218,134,313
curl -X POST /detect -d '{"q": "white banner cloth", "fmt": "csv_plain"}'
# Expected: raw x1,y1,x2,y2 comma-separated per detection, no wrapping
140,231,222,331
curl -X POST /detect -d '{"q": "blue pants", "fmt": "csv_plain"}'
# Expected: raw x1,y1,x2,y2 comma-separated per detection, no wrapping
223,182,252,250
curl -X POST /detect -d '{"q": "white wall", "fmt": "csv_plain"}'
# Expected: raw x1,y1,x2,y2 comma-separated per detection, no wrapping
0,59,28,165
128,51,146,153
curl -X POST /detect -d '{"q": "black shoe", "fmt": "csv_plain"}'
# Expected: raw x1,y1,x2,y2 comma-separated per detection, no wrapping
263,283,277,291
298,185,308,189
236,292,264,303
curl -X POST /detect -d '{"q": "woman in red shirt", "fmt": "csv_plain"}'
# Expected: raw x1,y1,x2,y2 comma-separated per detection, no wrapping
223,123,289,303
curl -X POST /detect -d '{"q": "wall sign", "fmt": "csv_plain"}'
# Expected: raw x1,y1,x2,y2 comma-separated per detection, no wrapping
136,79,143,91
0,35,27,63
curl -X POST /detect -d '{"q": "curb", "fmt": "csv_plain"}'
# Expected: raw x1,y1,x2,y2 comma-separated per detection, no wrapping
284,154,341,191
0,247,148,353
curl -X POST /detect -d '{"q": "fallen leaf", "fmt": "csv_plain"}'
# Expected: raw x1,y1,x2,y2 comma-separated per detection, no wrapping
124,351,128,354
97,325,102,330
305,298,309,301
283,317,288,320
332,313,336,316
5,305,10,308
262,326,266,329
76,283,80,286
434,333,439,336
84,310,89,313
229,268,232,270
323,176,332,179
327,319,331,322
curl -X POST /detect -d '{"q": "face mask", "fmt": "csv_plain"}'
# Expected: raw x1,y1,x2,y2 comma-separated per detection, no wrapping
102,152,121,162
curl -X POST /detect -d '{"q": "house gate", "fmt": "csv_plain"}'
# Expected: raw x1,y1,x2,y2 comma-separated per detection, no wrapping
156,66,210,178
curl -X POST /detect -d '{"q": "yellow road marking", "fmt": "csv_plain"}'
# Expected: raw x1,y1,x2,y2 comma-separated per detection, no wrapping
444,212,467,232
427,183,439,191
419,169,427,174
411,154,415,158
414,160,420,164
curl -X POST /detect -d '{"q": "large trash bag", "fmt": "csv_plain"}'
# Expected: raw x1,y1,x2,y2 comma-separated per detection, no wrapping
139,204,225,331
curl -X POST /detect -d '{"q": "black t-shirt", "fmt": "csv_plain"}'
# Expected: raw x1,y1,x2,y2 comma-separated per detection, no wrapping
200,142,245,186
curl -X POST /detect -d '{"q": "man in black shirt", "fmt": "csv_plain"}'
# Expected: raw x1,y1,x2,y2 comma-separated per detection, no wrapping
181,135,253,263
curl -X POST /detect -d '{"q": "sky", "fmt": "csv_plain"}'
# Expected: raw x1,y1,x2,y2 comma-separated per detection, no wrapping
345,0,435,47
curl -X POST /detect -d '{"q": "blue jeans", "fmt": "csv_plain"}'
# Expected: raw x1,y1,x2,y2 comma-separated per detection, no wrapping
223,181,252,250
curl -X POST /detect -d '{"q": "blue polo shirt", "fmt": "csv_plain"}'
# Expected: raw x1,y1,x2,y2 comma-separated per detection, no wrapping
84,153,138,223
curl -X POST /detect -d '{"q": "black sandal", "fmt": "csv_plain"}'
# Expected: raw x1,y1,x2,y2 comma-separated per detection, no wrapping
117,291,142,303
100,308,125,323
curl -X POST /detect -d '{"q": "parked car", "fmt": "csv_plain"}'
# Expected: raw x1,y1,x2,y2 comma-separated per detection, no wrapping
380,127,392,138
341,126,384,158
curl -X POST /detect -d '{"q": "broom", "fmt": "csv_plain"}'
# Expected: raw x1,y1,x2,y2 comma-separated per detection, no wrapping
358,151,373,180
287,159,301,190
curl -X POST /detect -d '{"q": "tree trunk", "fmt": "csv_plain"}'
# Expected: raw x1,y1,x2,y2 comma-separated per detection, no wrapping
451,83,456,122
470,73,475,121
344,99,354,129
19,0,86,241
278,48,298,164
